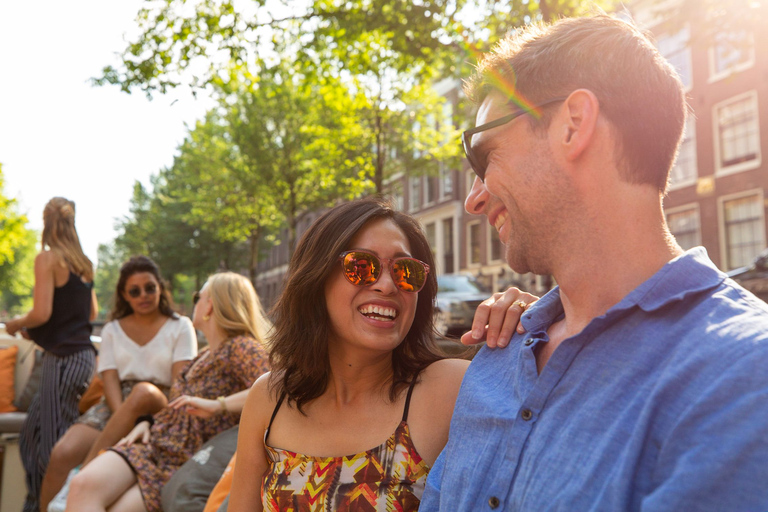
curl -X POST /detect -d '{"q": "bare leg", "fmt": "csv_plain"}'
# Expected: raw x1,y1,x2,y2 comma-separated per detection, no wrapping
107,484,147,512
65,451,137,512
83,383,168,465
39,424,100,512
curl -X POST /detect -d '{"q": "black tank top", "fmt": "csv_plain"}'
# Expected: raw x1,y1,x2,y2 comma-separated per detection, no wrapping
27,271,94,356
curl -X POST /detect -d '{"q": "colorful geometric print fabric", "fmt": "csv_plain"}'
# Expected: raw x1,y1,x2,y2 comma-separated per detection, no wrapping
262,421,429,511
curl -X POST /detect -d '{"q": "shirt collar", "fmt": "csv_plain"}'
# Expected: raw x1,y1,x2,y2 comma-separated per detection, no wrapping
521,247,726,332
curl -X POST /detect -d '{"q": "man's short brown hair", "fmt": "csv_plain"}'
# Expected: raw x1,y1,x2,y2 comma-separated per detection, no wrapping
465,15,687,192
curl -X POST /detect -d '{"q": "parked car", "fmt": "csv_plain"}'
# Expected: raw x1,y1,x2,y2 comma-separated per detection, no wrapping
435,273,491,339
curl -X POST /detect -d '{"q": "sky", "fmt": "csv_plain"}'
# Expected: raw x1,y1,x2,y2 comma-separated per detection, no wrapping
0,1,215,264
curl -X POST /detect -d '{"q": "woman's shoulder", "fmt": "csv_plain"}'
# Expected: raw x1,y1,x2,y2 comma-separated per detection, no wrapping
230,334,268,352
416,358,470,394
34,250,59,268
244,373,277,417
167,314,193,329
421,358,471,379
250,372,273,396
101,319,119,334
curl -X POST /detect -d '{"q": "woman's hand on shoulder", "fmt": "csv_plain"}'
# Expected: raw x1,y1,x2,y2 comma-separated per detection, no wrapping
461,286,539,348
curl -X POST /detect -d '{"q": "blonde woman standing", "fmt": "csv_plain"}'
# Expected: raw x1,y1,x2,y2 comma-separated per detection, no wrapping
5,197,98,512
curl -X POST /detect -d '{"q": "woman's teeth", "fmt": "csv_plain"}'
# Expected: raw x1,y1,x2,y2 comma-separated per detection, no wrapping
358,304,397,320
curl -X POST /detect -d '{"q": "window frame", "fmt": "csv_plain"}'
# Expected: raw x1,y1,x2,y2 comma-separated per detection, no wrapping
708,31,755,84
712,90,761,177
718,189,766,270
668,118,698,190
467,220,482,268
665,203,702,251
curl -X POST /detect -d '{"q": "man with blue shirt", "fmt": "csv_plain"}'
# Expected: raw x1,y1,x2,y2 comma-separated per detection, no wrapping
421,15,768,511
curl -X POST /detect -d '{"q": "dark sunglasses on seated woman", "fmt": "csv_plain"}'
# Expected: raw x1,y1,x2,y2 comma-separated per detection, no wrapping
126,283,158,298
339,250,430,293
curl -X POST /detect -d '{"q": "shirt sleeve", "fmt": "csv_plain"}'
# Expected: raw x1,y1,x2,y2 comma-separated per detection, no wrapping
97,321,117,373
641,354,768,511
172,316,198,363
420,447,445,511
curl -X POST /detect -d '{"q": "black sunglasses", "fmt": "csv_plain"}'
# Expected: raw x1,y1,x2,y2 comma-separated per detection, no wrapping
126,283,158,298
462,97,567,182
339,250,430,293
193,291,201,305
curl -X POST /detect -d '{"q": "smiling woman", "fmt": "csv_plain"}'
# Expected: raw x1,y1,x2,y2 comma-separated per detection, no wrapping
223,197,536,512
228,196,458,512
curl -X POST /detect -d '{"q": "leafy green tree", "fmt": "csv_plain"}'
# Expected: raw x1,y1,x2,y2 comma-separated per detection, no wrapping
165,109,278,282
93,242,125,321
115,177,241,290
0,164,37,316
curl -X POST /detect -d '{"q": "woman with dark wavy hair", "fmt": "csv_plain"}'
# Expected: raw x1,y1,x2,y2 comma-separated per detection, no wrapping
42,255,197,512
229,196,535,512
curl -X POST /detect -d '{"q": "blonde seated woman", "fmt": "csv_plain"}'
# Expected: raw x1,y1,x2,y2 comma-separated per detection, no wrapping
64,272,271,512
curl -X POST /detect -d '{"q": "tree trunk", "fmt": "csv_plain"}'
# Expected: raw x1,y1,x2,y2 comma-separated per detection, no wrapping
248,227,260,286
287,184,298,256
374,110,385,194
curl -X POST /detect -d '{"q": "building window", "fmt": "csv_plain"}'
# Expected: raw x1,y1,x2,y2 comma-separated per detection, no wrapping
709,31,754,80
425,176,437,205
657,25,692,90
409,176,421,211
468,222,481,266
465,169,475,197
489,225,503,262
442,218,454,274
412,121,422,159
723,193,765,270
667,207,701,251
669,119,697,188
714,92,760,174
439,165,453,199
388,180,404,211
425,222,436,259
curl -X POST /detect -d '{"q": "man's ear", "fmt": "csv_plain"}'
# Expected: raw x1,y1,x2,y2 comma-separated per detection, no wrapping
559,89,600,161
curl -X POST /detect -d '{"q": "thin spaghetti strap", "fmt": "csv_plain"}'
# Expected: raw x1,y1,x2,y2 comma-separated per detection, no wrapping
401,374,419,423
265,391,287,443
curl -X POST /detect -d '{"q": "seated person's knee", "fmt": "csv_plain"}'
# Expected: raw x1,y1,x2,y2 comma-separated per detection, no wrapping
126,382,167,412
50,435,81,467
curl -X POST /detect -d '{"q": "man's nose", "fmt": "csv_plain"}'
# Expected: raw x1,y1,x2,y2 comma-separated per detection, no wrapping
465,176,489,215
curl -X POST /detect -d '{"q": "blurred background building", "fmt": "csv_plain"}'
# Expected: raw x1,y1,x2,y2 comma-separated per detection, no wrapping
256,1,768,308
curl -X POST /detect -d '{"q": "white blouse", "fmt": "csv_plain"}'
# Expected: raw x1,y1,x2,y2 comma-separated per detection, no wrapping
97,316,197,387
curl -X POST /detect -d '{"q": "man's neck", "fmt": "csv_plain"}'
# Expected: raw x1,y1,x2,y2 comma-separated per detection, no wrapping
541,190,683,361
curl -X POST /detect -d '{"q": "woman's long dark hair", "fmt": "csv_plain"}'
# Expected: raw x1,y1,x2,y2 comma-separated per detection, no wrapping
109,256,176,321
269,196,443,412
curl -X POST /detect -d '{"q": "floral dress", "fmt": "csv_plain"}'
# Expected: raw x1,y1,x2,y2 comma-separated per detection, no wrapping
111,335,269,512
261,376,430,511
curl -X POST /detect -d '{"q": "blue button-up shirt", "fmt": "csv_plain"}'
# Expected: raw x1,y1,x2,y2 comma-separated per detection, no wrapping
422,248,768,511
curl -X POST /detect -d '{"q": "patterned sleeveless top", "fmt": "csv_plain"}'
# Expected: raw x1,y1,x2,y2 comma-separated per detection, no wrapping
262,377,429,511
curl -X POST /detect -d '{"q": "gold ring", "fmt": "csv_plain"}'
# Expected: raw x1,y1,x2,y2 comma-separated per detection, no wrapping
512,300,528,310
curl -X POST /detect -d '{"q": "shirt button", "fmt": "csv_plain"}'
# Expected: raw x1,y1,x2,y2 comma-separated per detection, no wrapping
521,409,533,421
488,496,500,509
524,338,534,346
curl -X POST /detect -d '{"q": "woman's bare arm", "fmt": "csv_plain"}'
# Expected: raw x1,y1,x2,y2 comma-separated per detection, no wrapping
228,374,274,512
